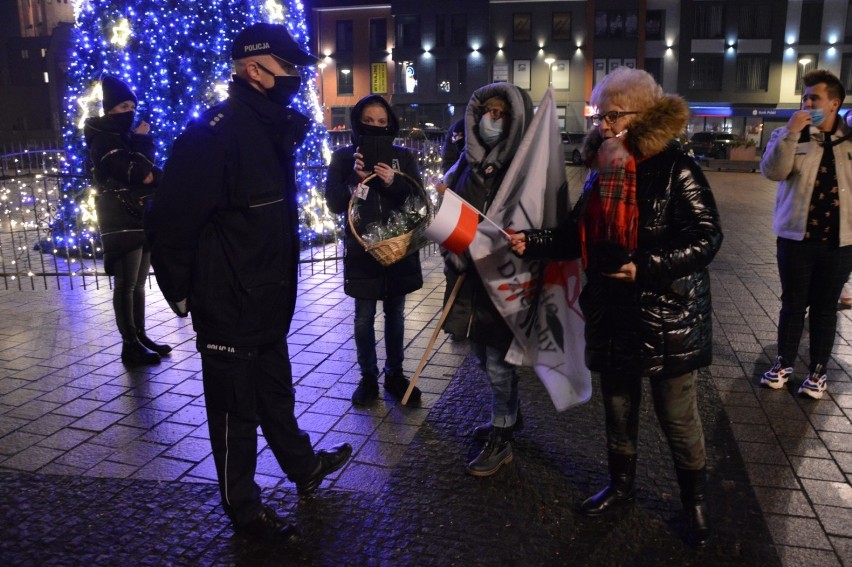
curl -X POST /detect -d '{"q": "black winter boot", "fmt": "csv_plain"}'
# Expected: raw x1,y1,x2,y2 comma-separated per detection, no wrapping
473,406,524,441
352,375,379,406
466,427,513,477
676,467,712,548
579,452,637,516
121,339,160,367
137,331,172,356
384,370,421,405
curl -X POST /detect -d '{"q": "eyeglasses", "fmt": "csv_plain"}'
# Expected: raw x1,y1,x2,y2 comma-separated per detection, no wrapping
590,111,638,126
485,108,507,119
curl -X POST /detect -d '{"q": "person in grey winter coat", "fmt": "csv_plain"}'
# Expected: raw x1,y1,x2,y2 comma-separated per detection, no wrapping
325,95,424,407
440,82,534,478
510,68,722,548
84,75,171,367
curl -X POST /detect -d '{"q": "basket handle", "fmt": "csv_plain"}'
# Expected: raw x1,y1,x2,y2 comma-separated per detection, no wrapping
346,170,432,250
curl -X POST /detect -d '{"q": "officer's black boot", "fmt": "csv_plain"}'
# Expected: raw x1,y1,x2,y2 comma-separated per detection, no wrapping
137,330,172,356
579,452,636,516
121,339,160,367
466,427,513,477
676,466,712,548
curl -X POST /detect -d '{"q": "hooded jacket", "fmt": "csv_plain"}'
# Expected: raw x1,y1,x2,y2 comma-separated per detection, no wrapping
324,95,424,300
440,83,534,352
524,94,723,378
83,113,160,273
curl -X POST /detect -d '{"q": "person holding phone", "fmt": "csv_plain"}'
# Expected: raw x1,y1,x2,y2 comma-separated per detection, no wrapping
325,95,424,407
84,74,171,367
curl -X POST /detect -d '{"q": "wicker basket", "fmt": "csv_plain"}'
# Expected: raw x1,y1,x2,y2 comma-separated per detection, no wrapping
347,171,432,267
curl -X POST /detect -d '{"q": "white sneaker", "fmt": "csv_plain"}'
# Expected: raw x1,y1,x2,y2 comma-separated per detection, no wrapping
798,371,827,400
761,357,792,389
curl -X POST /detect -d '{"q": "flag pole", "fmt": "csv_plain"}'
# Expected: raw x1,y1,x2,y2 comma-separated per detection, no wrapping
402,273,467,406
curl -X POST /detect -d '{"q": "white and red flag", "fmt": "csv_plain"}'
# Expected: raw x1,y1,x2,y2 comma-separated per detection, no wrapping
423,189,481,255
468,87,592,411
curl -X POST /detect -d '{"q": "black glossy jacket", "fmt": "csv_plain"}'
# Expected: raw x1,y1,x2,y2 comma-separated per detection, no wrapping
523,95,723,378
146,77,308,346
324,96,423,300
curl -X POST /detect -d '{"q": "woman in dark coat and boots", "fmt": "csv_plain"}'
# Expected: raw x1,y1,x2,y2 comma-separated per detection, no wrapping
441,83,533,477
510,68,722,548
325,95,424,407
84,75,171,367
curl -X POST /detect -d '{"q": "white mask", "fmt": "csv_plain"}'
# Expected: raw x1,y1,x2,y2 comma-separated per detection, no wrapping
479,115,504,146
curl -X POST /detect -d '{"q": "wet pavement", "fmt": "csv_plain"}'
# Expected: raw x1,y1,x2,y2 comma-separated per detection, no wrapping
0,168,850,566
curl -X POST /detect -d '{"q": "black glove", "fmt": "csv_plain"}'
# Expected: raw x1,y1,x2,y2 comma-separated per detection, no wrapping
587,241,632,274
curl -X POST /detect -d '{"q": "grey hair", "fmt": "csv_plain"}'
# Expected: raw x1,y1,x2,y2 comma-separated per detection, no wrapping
590,67,663,112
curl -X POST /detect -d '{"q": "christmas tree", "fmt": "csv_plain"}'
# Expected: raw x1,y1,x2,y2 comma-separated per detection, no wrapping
49,0,334,259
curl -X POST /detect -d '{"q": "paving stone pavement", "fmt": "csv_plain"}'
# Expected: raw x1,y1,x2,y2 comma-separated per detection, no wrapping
0,168,850,566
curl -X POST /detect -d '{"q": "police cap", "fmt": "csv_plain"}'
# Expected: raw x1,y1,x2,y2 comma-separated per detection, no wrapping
231,23,319,66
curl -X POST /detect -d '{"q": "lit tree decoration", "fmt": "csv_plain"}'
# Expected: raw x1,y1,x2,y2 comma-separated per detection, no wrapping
49,0,335,258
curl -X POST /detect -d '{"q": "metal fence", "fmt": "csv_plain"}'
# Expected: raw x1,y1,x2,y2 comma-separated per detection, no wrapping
0,138,444,291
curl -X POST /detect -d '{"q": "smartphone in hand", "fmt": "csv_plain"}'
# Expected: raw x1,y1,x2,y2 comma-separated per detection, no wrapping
359,135,395,172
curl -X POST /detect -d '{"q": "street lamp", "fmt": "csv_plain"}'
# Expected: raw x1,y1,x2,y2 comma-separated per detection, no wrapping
544,57,555,86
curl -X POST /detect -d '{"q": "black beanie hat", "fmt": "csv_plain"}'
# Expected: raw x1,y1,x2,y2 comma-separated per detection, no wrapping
101,75,137,112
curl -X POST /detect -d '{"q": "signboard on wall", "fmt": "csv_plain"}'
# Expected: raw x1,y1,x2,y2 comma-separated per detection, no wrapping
493,64,509,82
371,63,387,94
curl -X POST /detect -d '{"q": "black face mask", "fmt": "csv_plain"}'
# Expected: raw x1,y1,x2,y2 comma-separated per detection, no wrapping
110,111,135,132
266,75,301,106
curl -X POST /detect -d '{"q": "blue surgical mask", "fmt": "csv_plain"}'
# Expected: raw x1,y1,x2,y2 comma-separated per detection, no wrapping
807,108,825,127
479,115,504,146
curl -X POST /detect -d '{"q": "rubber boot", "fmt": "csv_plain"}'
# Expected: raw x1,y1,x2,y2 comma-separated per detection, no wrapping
466,427,513,477
579,452,636,516
137,330,172,356
676,466,712,548
121,339,160,367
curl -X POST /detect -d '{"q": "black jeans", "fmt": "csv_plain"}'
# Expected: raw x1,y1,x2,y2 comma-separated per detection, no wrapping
776,237,852,370
199,336,317,525
600,371,706,471
112,247,150,341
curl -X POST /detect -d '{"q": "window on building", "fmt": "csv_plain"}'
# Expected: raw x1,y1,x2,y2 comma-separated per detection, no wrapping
736,56,769,91
396,15,421,48
842,54,852,93
436,59,452,93
796,54,818,95
369,18,387,52
337,64,354,96
336,20,353,53
645,58,663,85
396,60,417,93
693,3,725,39
457,58,467,93
436,15,447,47
738,4,772,39
331,107,348,130
450,14,467,47
799,1,823,44
21,49,29,59
846,1,852,42
688,55,723,90
552,12,571,41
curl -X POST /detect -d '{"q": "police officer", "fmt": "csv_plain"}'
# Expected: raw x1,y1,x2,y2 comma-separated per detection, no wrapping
146,23,351,542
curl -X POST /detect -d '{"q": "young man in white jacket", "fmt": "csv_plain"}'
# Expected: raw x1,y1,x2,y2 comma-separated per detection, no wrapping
760,69,852,400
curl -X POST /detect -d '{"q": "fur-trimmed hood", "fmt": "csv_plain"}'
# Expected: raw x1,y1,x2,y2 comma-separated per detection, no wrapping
462,82,533,182
582,94,690,164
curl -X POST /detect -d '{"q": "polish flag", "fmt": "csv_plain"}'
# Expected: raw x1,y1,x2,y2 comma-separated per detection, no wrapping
424,189,480,255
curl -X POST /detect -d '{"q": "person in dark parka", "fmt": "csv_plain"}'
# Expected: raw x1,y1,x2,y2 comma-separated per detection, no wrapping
84,75,171,367
325,95,424,407
510,67,722,549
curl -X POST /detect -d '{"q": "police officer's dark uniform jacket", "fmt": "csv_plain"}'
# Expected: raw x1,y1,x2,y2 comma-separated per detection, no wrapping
147,76,306,347
324,95,423,300
84,114,160,275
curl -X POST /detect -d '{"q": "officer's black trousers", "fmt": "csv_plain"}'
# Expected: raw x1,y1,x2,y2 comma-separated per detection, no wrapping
199,336,316,525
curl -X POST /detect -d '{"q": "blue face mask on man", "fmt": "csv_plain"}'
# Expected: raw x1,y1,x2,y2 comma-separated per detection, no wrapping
807,108,825,127
479,114,504,146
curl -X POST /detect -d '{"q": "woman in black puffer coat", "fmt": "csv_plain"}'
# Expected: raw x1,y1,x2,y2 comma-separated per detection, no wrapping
84,75,171,367
325,95,424,407
511,68,722,549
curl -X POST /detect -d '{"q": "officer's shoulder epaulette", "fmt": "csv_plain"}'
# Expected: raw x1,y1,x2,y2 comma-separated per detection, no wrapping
192,102,235,134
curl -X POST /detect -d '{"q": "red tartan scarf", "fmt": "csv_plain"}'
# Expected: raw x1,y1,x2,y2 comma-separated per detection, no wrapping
579,137,639,266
